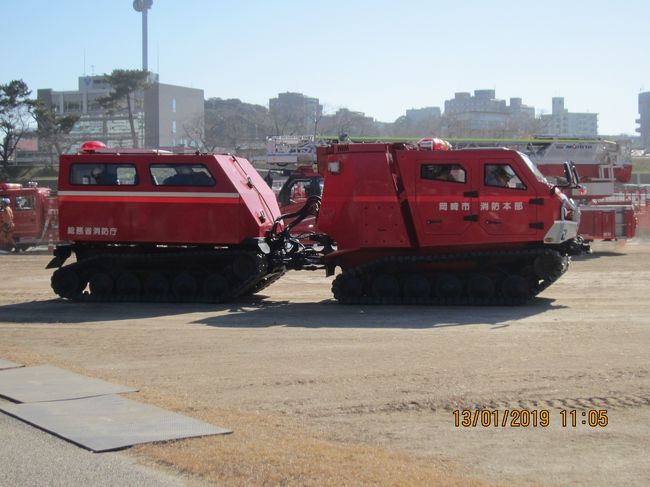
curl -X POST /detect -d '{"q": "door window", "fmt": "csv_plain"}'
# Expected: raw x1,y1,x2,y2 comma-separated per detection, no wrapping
15,195,35,211
484,164,526,190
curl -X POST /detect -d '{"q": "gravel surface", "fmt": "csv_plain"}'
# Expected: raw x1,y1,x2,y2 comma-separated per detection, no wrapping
0,242,649,486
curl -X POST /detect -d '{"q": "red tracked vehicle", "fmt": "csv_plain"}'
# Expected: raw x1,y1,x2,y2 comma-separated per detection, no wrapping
48,141,321,303
48,140,588,305
316,139,588,304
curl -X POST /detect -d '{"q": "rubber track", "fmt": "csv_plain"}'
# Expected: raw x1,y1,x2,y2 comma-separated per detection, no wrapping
242,270,285,296
52,249,281,304
331,248,568,306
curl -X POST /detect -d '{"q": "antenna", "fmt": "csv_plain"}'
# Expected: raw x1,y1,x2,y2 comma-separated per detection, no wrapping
133,0,153,71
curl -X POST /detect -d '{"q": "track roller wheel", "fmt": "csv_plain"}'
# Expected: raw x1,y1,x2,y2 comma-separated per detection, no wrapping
51,268,85,298
500,275,529,300
203,273,230,299
435,274,463,298
232,256,257,282
402,274,430,298
115,272,141,297
370,274,400,299
467,274,495,299
534,252,568,281
89,272,113,297
172,273,198,299
144,272,169,298
335,275,363,300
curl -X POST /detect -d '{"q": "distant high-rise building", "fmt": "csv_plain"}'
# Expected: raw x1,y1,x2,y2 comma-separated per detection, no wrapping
405,106,441,123
539,97,598,137
636,92,650,151
37,75,204,151
442,90,534,137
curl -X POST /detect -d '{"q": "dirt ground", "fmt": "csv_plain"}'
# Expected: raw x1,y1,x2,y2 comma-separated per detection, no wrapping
0,241,649,486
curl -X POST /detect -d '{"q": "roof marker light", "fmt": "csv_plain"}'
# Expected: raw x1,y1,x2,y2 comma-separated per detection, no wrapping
81,141,107,153
417,138,452,151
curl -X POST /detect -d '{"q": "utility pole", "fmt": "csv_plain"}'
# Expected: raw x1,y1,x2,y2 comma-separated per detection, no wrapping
133,0,153,71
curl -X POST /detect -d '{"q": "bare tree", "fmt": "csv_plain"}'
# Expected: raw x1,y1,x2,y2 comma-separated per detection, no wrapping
0,80,37,178
203,98,271,153
182,114,206,151
34,103,79,163
269,94,321,136
319,109,374,138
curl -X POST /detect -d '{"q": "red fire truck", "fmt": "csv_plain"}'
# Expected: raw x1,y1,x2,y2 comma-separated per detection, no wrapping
0,182,58,251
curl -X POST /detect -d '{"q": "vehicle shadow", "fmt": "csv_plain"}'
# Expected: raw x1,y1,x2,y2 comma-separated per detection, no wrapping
191,297,565,329
0,299,228,324
573,251,626,261
0,296,564,327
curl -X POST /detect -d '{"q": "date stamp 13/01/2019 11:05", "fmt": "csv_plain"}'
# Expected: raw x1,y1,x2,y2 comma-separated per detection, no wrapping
453,409,609,428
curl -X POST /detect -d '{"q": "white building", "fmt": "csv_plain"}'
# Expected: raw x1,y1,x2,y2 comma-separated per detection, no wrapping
443,90,535,136
636,92,650,151
540,97,598,137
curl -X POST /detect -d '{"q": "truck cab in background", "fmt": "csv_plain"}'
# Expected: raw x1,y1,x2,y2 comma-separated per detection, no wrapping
0,182,58,251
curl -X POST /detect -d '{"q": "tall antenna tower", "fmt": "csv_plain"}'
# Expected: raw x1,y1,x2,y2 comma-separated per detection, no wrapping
132,0,153,71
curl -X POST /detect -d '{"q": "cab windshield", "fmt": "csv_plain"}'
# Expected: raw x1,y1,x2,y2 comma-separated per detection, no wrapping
518,152,548,185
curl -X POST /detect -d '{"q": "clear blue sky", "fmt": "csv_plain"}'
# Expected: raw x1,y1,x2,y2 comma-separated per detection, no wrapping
4,0,649,135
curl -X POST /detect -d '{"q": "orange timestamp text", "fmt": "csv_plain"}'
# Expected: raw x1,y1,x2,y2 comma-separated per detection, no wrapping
453,409,608,428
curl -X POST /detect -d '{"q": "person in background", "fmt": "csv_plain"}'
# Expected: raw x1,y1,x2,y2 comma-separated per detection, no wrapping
0,198,16,251
91,166,117,185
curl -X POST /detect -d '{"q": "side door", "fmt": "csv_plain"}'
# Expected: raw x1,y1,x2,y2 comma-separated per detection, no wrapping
12,192,40,238
414,159,477,245
479,158,539,237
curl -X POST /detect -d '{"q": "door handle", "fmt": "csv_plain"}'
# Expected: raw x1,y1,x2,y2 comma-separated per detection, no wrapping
486,220,502,225
427,219,443,224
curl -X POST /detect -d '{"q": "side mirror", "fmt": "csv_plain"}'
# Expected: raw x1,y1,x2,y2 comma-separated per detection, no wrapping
550,161,582,194
566,161,581,189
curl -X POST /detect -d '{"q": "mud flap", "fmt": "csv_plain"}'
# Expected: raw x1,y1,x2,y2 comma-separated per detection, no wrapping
45,245,73,269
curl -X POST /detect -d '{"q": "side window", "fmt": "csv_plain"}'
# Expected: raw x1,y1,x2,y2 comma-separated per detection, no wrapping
70,164,138,186
484,164,526,190
421,164,466,183
15,195,35,211
150,164,215,186
115,166,138,185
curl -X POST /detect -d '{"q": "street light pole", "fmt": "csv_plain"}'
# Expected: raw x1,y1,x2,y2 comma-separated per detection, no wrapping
133,0,153,72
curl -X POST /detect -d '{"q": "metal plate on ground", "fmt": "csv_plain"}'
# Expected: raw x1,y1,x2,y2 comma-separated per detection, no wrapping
0,394,232,452
0,365,137,403
0,359,23,370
